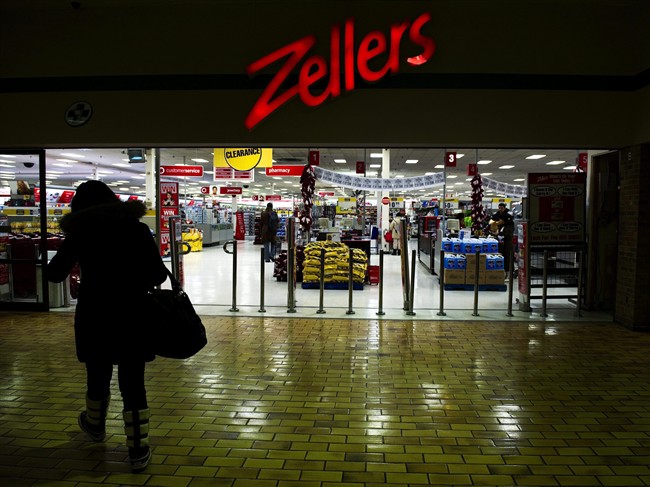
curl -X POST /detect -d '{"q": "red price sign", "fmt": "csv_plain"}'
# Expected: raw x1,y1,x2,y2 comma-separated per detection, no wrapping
381,196,390,205
445,152,457,167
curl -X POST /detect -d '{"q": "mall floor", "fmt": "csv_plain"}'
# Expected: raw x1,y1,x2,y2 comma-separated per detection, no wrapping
4,237,640,486
2,310,650,486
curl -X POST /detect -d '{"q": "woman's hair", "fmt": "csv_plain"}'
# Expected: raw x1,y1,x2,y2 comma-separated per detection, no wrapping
70,180,118,213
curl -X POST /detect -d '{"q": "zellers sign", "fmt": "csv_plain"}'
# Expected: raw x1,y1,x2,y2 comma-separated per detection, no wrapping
245,12,435,130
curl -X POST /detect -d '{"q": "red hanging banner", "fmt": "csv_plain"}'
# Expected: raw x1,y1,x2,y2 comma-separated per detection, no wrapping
445,152,457,167
234,211,246,240
467,163,478,176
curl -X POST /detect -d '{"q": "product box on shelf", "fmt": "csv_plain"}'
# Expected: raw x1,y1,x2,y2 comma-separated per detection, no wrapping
486,254,504,269
444,269,465,284
484,269,505,283
461,238,483,254
482,238,499,253
465,268,487,285
465,253,487,269
443,254,466,269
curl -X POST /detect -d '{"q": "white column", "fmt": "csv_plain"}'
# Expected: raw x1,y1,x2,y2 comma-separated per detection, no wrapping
145,148,156,210
381,149,391,249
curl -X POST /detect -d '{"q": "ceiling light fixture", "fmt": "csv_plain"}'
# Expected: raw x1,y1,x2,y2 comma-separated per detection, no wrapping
405,159,418,164
546,160,565,165
334,159,347,163
526,154,546,159
499,165,514,169
477,160,492,165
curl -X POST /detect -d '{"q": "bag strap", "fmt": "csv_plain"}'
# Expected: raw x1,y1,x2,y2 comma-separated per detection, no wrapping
164,266,183,292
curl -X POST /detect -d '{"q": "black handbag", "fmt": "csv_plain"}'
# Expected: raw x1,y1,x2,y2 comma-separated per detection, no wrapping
147,268,207,359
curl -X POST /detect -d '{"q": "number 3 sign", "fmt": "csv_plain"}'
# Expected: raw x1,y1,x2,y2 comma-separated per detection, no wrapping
445,152,457,167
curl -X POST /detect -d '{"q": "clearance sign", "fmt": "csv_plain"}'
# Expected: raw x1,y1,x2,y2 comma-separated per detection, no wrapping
213,148,273,171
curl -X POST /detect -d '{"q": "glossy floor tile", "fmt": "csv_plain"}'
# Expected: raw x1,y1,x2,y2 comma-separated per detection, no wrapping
1,311,649,486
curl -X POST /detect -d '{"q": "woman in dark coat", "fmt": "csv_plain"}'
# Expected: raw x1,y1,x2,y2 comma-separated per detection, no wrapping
47,180,168,472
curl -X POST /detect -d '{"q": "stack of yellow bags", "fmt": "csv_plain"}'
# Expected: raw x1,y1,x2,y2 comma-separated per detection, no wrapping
302,241,367,284
182,228,203,252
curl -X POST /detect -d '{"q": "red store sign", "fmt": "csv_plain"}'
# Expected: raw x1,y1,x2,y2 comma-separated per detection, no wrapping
220,187,243,195
266,165,304,177
160,165,204,177
245,12,435,130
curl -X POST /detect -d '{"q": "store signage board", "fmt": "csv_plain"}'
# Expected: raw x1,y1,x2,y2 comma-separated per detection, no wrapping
527,173,586,244
160,165,204,177
220,187,243,195
266,194,282,201
214,167,254,183
245,12,435,130
308,150,320,166
445,152,457,167
214,148,273,170
266,165,303,177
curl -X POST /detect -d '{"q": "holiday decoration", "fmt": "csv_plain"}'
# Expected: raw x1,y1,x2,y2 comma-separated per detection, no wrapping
300,164,316,233
470,174,486,235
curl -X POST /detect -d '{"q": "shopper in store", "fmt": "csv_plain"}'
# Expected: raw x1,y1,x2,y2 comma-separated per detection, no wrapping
490,203,515,278
389,211,404,255
261,202,278,262
46,180,169,473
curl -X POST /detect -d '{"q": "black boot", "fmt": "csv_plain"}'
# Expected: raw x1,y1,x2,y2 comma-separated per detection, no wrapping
78,395,109,442
123,409,151,472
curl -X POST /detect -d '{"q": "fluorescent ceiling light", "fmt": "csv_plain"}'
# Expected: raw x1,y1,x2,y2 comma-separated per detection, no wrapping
0,159,15,163
370,153,383,158
424,172,436,175
60,153,85,158
513,178,526,182
477,160,492,165
0,154,16,158
482,172,492,176
334,159,346,163
526,154,546,159
434,164,444,169
447,175,457,179
369,164,381,168
405,159,418,164
563,165,576,170
546,160,565,165
191,158,209,163
55,159,77,163
499,165,514,169
456,154,465,159
0,163,14,168
395,175,404,178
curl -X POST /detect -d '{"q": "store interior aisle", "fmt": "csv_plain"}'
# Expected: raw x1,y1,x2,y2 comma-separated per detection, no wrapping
1,312,649,486
177,238,612,324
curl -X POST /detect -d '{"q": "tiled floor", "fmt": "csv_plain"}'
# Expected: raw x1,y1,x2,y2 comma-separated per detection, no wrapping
2,311,649,486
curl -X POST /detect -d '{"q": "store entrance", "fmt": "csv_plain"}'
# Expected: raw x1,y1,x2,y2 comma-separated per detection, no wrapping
0,149,52,311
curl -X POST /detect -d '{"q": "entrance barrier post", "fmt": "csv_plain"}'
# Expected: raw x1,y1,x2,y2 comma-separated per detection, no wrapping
287,218,296,313
437,250,446,316
346,247,355,315
541,250,549,317
317,248,326,314
223,240,238,312
376,250,385,316
576,250,584,318
472,248,480,317
406,249,416,316
506,245,514,317
259,247,266,313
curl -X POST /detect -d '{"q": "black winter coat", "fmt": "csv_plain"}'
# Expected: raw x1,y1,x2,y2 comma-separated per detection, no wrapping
47,201,168,363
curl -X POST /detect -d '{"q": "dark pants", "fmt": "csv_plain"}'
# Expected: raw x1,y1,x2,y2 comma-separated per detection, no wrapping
85,360,147,411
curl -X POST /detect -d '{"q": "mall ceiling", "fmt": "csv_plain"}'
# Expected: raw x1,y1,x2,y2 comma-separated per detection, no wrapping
1,147,602,201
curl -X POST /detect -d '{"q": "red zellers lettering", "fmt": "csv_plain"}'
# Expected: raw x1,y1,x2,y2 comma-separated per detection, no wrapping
245,12,435,130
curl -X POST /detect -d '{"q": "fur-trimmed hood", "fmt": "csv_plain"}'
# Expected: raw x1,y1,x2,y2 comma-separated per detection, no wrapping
59,200,147,235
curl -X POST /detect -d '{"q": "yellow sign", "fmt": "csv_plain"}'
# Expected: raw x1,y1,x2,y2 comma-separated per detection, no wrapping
213,148,273,171
491,198,512,204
